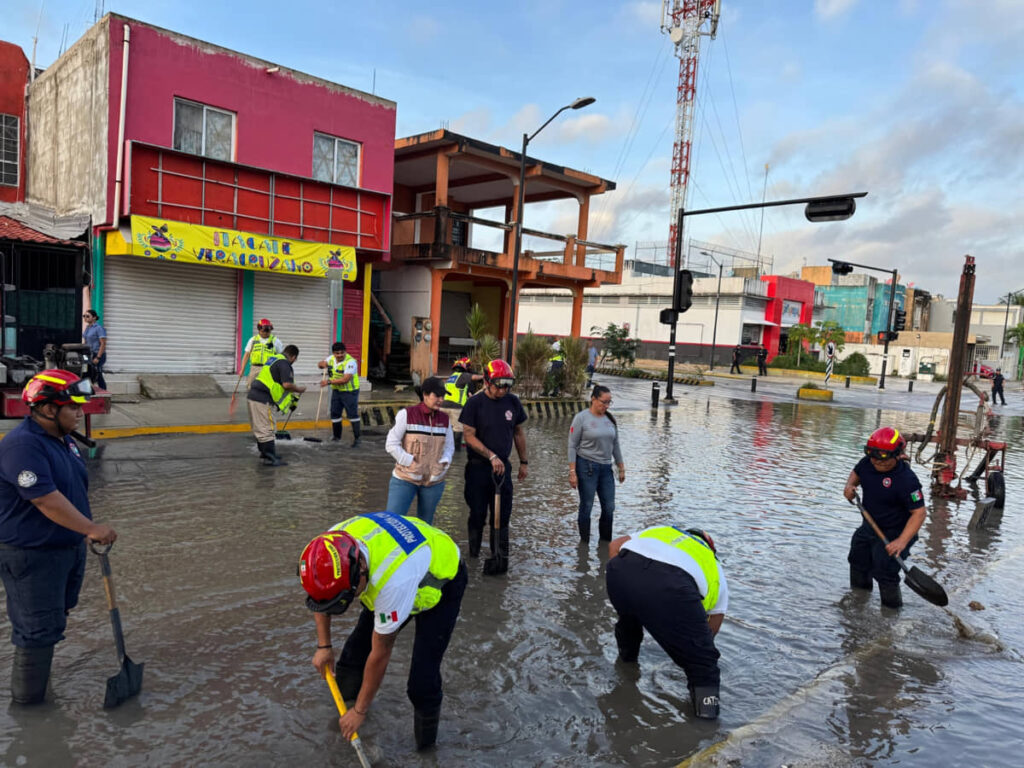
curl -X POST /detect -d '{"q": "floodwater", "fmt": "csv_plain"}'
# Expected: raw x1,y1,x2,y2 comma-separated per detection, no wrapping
1,377,1022,767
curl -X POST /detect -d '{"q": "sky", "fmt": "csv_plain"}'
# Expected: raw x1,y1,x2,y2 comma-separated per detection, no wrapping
4,0,1023,302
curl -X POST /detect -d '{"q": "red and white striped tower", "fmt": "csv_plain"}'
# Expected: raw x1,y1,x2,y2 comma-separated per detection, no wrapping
661,0,720,267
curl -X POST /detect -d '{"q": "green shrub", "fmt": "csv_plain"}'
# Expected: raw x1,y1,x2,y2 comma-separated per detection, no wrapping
934,373,947,382
513,331,550,399
799,381,824,390
770,352,826,372
835,352,869,377
558,336,588,398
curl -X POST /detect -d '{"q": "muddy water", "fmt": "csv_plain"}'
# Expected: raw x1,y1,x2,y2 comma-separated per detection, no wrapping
1,378,1022,767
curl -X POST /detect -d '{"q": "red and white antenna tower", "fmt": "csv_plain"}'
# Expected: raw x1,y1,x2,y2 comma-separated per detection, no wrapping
661,0,720,267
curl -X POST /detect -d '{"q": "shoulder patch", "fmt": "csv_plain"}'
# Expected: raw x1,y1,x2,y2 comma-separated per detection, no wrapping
910,489,922,503
17,470,38,488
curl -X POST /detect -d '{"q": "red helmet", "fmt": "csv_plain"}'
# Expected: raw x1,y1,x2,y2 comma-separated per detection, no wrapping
484,359,515,387
298,530,362,614
865,427,905,459
22,369,93,407
686,528,717,555
258,318,273,331
453,357,472,372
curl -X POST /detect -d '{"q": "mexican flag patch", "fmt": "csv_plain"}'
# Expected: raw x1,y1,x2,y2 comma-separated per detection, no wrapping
911,490,922,503
379,610,398,625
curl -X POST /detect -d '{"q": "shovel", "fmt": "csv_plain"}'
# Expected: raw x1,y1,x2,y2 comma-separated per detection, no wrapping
851,494,948,607
90,541,144,708
228,373,244,418
323,667,372,768
483,471,507,575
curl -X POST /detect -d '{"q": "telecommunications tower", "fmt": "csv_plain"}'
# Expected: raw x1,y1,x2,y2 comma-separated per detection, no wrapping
661,0,720,267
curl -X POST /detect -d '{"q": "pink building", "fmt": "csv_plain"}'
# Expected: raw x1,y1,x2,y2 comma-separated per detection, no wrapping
21,14,395,379
760,275,815,360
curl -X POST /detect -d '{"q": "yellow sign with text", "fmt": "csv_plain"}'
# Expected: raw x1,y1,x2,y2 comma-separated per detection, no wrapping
127,216,356,281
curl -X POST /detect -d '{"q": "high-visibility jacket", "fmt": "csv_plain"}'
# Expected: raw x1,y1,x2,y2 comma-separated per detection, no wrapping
549,352,564,363
255,355,297,413
248,334,278,366
636,526,720,612
331,512,460,615
444,373,467,406
329,354,360,392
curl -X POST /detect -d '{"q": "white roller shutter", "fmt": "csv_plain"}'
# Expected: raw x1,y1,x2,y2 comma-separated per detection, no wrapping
104,255,237,373
252,272,331,377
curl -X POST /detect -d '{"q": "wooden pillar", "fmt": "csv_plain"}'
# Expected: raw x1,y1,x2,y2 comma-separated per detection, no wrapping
435,153,449,207
570,286,583,338
576,193,590,265
429,269,445,375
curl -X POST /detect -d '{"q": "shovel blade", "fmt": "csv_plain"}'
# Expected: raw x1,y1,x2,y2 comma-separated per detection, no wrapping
275,432,292,440
103,656,144,708
905,566,948,607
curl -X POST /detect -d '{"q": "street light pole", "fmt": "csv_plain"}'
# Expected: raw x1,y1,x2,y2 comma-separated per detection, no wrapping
878,268,897,389
504,96,596,364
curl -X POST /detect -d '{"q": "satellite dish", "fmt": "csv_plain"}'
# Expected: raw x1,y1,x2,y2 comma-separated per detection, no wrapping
669,27,684,44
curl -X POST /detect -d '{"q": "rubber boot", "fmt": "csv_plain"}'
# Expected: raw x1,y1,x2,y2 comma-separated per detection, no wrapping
332,422,342,442
614,624,639,663
578,519,591,542
483,527,510,575
11,645,54,705
265,440,287,467
598,518,613,543
690,685,720,720
850,567,873,591
879,581,903,608
257,440,274,464
467,526,483,558
351,421,361,448
414,705,441,750
453,432,463,451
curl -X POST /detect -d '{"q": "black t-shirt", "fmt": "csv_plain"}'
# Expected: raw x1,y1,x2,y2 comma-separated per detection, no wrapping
248,358,294,404
855,456,925,533
459,391,526,461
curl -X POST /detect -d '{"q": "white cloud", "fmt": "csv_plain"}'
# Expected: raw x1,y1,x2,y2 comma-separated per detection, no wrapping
627,1,662,27
814,0,859,20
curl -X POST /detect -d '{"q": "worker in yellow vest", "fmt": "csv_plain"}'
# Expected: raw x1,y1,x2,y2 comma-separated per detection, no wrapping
240,318,283,386
606,526,728,720
300,512,468,751
318,342,361,446
440,357,483,451
543,339,565,397
246,345,305,465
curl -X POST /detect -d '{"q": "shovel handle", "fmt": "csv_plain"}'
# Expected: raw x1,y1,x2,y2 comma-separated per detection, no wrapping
850,494,910,572
323,668,372,767
90,545,128,663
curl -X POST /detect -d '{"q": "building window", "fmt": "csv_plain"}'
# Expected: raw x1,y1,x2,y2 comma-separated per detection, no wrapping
313,132,360,186
741,324,762,345
0,114,18,187
173,99,234,161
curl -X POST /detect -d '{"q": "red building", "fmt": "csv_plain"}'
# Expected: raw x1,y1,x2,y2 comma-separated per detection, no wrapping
0,41,29,204
760,275,815,359
18,15,395,379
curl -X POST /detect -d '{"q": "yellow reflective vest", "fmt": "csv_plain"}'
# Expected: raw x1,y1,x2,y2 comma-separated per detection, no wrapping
331,512,460,615
255,354,297,413
329,354,360,392
636,526,720,612
444,373,467,406
248,334,278,366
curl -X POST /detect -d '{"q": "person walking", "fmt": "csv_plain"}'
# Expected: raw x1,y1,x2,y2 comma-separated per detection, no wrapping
606,526,727,720
247,345,305,466
0,369,118,705
992,368,1006,405
318,342,362,447
543,340,565,397
240,318,283,387
459,359,528,574
729,345,742,374
586,342,599,386
441,357,483,451
385,378,454,525
843,427,926,608
756,344,769,376
568,385,625,542
300,513,468,750
82,309,107,390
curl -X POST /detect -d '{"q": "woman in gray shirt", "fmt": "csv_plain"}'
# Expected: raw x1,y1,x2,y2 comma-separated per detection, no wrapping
568,385,625,542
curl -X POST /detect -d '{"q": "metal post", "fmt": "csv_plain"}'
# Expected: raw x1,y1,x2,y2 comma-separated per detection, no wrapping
505,132,529,364
651,381,660,408
708,260,723,370
750,376,757,392
664,205,684,403
878,268,897,389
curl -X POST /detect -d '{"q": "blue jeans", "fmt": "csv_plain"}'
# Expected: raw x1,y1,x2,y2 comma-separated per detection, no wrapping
386,475,446,525
576,457,615,540
0,542,86,648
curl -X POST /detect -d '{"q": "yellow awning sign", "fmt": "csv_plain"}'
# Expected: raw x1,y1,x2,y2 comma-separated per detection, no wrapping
123,216,356,280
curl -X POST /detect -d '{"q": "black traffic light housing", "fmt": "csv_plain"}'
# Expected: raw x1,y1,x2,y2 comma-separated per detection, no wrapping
893,308,907,332
673,269,694,313
831,261,854,275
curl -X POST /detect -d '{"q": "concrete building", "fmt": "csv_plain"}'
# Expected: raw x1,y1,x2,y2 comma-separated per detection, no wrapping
928,297,1023,376
10,14,396,385
802,266,907,343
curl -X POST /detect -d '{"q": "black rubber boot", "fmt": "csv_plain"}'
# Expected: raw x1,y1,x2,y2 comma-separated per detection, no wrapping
351,421,361,448
266,440,287,467
578,520,591,542
690,685,720,720
850,567,873,591
614,624,638,663
257,440,274,464
879,581,903,608
414,706,441,750
467,526,483,558
453,432,463,451
332,422,342,441
11,645,54,705
598,519,613,542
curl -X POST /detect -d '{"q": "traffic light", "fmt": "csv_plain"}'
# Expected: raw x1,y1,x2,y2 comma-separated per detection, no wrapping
831,261,854,275
893,309,907,332
888,331,899,341
673,269,694,313
659,308,679,325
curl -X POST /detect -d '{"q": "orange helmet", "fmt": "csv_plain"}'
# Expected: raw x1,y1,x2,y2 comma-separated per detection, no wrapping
484,359,515,387
298,530,362,614
865,427,905,459
453,357,472,372
22,369,93,407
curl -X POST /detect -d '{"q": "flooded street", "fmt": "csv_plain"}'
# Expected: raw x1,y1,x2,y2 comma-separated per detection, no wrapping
2,377,1022,767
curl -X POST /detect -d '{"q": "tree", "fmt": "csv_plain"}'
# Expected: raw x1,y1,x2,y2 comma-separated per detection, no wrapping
590,323,637,368
1005,322,1024,346
785,323,816,367
466,303,500,373
815,320,846,353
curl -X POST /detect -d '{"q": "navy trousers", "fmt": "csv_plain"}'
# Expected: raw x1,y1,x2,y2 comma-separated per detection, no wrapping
0,542,86,648
847,523,915,586
605,550,720,688
336,563,468,711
